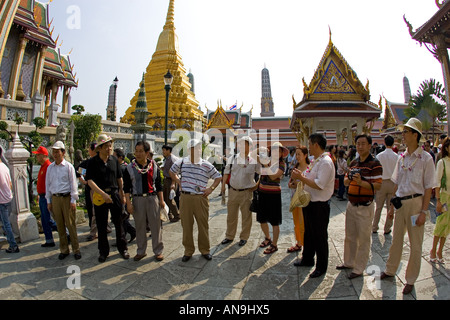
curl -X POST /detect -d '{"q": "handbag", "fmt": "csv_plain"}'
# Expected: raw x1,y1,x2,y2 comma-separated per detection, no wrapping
160,204,170,222
92,192,106,206
249,190,259,212
249,179,260,213
289,181,311,212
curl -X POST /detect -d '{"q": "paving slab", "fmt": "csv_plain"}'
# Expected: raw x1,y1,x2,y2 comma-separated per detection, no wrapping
0,177,449,302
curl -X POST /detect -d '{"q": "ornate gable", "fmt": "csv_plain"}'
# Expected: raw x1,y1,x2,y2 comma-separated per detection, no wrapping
207,105,233,129
302,35,370,102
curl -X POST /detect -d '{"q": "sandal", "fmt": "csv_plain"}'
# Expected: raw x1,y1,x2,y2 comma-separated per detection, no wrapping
260,238,272,248
263,244,278,254
287,244,302,253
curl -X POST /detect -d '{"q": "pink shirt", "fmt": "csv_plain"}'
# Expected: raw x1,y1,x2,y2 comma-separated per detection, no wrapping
0,162,13,204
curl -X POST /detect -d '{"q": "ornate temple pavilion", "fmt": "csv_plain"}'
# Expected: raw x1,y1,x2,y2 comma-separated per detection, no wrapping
290,34,382,146
121,0,205,133
404,0,450,135
0,0,77,124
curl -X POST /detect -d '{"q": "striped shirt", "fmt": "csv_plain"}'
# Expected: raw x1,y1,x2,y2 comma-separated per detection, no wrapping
258,160,286,194
347,154,382,204
170,156,222,194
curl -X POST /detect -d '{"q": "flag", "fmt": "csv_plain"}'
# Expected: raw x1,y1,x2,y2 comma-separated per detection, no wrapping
229,103,237,111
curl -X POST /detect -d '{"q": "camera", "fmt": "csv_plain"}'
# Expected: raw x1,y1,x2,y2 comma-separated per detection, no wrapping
348,168,361,181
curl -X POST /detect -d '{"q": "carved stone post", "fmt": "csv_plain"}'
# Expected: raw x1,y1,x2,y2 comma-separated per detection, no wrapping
5,130,39,242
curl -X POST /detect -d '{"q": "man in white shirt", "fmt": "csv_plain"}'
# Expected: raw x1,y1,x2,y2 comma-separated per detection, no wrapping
220,136,259,247
372,135,398,234
380,118,436,295
46,141,80,260
291,133,335,278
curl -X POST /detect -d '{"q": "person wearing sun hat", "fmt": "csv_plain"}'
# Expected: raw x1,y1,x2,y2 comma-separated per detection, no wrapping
86,134,130,263
221,136,260,247
169,138,222,262
33,146,58,248
380,117,436,295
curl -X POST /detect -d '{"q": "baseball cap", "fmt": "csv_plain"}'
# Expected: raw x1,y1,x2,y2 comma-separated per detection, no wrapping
32,146,48,156
51,141,66,150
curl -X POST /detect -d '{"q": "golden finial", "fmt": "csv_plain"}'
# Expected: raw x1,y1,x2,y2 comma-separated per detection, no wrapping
328,25,332,44
165,0,175,28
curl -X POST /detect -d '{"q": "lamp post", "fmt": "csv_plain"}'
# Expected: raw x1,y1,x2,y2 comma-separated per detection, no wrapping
164,70,173,145
112,76,118,121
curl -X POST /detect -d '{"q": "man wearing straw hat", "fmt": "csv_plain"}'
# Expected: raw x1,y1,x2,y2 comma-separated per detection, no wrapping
220,136,259,247
86,134,129,263
380,118,436,295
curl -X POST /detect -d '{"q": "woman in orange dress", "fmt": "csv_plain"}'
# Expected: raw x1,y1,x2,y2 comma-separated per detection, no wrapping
287,146,310,253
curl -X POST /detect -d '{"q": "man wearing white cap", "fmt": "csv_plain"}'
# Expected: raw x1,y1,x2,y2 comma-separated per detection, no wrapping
45,141,81,260
170,139,222,262
380,118,436,295
221,136,259,246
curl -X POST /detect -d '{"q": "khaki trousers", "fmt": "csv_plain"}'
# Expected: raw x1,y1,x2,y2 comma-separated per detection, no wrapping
372,179,395,233
225,188,253,241
385,196,424,285
52,195,80,254
133,195,163,256
180,193,210,256
344,201,375,275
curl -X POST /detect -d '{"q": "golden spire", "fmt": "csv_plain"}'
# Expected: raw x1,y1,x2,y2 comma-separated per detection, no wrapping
164,0,175,29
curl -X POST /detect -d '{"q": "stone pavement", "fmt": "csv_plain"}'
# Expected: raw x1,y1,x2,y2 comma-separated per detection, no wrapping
0,177,449,301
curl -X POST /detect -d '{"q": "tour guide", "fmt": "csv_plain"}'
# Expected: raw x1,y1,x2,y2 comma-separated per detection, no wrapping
170,139,222,262
86,134,129,263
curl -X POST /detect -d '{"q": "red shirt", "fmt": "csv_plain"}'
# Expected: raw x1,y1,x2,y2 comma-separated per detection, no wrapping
37,159,51,195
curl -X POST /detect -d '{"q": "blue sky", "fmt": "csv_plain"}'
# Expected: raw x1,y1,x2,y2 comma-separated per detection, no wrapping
48,0,444,119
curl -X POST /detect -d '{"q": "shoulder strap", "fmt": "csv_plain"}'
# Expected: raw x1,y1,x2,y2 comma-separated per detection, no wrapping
442,160,447,190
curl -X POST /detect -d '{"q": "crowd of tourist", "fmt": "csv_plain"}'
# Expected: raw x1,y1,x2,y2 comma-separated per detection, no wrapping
0,117,448,296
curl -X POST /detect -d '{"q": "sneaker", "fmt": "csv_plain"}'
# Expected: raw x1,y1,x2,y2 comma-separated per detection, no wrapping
6,246,20,253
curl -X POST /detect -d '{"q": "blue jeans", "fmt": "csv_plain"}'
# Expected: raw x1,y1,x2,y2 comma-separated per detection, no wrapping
0,202,18,248
39,196,56,243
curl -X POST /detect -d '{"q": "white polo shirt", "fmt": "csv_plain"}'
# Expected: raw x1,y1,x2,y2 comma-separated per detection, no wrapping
376,148,399,181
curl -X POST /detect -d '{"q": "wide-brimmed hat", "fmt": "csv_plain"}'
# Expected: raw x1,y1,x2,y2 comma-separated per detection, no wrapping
95,134,114,151
397,118,426,143
270,142,289,158
32,146,48,156
238,136,253,146
51,141,66,150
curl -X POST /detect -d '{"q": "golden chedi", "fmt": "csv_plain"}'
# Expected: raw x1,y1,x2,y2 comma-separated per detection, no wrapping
121,0,205,131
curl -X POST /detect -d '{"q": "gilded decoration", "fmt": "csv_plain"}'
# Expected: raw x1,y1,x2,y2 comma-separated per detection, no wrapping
314,60,355,94
207,105,233,129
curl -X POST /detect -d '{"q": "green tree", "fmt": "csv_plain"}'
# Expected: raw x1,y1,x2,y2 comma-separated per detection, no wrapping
69,113,102,158
72,105,85,115
404,79,447,142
